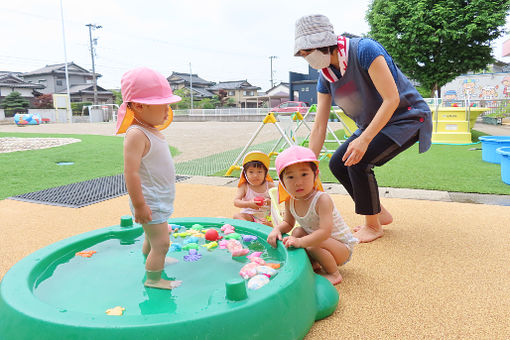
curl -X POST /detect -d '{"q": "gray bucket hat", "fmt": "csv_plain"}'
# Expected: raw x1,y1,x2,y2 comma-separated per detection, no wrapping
294,14,337,56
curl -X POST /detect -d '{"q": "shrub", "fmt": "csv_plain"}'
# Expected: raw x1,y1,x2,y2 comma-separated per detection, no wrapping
71,102,93,115
31,94,54,109
0,91,29,117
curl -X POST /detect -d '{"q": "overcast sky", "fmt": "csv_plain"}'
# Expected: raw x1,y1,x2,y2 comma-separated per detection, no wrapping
1,0,509,91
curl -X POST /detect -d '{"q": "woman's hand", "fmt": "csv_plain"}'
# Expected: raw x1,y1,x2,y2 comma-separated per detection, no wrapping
283,236,302,248
342,136,369,166
267,229,282,248
134,204,152,225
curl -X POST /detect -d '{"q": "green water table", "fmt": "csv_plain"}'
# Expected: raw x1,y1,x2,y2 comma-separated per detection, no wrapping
0,217,338,339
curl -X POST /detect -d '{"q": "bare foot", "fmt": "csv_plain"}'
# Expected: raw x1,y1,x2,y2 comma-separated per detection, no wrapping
320,270,343,285
353,225,383,243
378,205,393,225
144,278,182,290
165,257,179,266
311,261,322,273
353,207,393,232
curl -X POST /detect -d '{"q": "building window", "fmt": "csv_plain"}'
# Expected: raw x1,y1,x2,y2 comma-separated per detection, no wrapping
228,91,235,96
301,88,305,92
305,87,309,92
56,80,63,86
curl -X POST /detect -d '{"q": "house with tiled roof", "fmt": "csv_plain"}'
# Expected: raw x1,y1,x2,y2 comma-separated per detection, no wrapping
22,62,113,104
207,80,261,108
0,72,45,105
167,72,215,100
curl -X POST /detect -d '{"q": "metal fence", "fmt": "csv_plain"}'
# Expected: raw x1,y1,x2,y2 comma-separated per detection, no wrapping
172,108,271,116
423,98,510,116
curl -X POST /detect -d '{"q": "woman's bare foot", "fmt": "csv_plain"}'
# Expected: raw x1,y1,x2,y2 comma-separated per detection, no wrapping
353,225,383,243
320,270,343,285
353,206,393,232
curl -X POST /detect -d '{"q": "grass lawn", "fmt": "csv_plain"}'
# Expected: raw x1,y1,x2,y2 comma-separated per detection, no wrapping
0,132,178,200
221,129,510,196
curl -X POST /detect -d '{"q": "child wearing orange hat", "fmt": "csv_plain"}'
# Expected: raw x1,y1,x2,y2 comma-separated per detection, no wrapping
267,146,358,285
117,67,182,290
233,151,275,226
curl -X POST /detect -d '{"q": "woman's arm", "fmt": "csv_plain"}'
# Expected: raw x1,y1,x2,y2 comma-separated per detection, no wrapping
342,55,400,166
309,92,332,157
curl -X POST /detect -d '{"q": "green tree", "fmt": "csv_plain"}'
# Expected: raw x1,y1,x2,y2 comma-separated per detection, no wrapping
111,90,123,106
366,0,510,97
171,88,191,110
0,91,30,116
197,96,220,109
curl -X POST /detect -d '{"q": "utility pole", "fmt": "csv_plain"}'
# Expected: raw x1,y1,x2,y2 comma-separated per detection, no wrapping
269,56,278,88
86,23,102,105
59,0,72,123
189,62,194,111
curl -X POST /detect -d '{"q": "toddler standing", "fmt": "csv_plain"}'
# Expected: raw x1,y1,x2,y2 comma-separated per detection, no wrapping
267,146,358,284
117,67,182,290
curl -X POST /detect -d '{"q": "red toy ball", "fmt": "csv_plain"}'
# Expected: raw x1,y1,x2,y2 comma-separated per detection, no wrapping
254,196,265,206
205,229,220,241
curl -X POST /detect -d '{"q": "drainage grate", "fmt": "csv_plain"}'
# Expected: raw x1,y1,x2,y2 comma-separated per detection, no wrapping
9,174,190,208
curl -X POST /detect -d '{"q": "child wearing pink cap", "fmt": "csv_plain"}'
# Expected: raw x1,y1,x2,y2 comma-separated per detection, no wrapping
267,146,357,285
117,67,182,290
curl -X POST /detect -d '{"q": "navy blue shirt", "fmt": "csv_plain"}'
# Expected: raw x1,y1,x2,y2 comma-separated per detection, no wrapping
317,38,398,94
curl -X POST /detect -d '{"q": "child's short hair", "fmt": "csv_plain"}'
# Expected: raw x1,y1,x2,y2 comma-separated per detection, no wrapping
279,161,317,181
244,160,268,174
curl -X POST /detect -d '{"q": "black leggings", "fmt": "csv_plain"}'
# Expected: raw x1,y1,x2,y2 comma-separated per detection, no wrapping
329,132,418,215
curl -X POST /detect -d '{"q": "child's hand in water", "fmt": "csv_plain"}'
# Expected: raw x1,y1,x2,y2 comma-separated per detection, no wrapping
267,229,282,248
134,204,152,224
283,236,302,248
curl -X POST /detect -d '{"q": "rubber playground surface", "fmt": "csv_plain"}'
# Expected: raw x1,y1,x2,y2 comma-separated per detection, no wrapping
1,122,510,338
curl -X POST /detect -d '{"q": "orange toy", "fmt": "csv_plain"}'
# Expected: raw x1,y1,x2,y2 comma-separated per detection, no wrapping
75,250,97,258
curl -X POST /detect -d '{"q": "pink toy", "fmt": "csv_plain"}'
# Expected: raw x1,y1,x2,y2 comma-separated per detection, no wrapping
239,262,259,279
254,196,264,206
205,229,222,241
226,239,249,257
218,240,228,249
221,224,235,234
247,251,262,260
250,257,265,265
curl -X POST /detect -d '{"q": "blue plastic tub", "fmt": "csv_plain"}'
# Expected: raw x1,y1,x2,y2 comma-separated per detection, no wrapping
496,147,510,185
479,136,510,164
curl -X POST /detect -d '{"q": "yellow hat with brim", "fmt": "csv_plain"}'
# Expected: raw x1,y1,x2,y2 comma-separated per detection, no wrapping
238,151,273,187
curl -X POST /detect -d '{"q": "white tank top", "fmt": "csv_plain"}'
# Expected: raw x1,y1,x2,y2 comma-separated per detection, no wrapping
126,125,175,217
290,191,358,246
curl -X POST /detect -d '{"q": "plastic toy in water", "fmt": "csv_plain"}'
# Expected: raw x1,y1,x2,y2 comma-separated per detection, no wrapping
183,249,202,262
256,266,278,278
247,251,262,260
191,224,204,230
14,113,41,126
254,196,265,206
247,274,270,290
105,306,125,316
169,243,182,252
205,228,222,241
226,239,249,257
221,224,235,234
0,217,339,340
75,250,96,258
183,236,199,245
173,231,189,238
182,243,199,250
240,262,259,279
218,239,228,249
225,232,242,240
202,241,218,250
242,235,257,243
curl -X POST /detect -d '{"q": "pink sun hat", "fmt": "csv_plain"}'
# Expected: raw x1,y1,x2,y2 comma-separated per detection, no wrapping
275,145,324,203
116,67,181,134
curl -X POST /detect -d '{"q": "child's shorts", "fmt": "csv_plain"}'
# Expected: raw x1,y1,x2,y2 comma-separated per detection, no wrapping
129,200,172,225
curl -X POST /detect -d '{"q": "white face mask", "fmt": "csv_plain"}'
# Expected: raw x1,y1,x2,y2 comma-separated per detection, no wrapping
304,50,331,69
